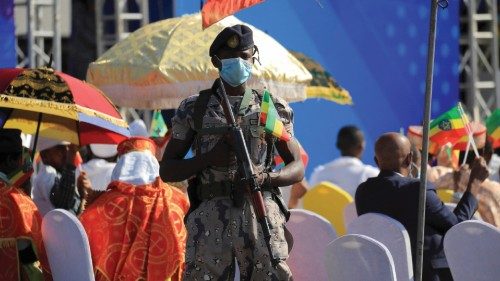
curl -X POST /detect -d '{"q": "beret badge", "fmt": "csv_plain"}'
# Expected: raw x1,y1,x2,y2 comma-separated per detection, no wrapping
227,35,239,48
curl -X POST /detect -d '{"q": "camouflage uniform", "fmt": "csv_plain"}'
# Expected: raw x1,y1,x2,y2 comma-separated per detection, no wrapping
171,86,294,281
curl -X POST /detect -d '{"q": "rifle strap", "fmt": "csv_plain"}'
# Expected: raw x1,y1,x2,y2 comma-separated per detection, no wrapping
193,89,213,133
193,87,254,136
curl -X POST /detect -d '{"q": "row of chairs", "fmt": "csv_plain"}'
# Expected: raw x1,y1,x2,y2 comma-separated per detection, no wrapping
286,209,500,281
25,186,498,281
302,181,457,235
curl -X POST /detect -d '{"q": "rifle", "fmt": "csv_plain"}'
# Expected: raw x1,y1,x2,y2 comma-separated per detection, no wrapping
216,78,279,266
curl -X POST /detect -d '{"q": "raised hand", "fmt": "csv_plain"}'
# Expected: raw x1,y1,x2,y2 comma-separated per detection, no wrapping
77,171,92,199
468,157,489,186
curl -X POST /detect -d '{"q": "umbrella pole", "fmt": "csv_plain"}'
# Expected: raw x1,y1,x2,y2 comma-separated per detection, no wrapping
416,1,442,280
31,113,42,161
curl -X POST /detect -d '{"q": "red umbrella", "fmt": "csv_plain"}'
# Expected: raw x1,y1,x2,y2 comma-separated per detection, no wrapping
0,67,129,148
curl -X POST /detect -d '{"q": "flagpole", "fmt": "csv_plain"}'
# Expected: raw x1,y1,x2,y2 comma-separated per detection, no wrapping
458,102,480,157
416,1,443,280
462,139,471,166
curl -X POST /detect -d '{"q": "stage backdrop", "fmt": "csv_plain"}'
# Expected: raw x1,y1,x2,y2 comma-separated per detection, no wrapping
176,0,460,178
0,0,16,68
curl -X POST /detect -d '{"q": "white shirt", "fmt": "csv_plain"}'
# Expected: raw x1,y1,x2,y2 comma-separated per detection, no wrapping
489,154,500,182
309,156,379,196
81,159,116,191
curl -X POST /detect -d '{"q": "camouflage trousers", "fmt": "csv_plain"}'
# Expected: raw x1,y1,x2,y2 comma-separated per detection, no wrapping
183,192,292,281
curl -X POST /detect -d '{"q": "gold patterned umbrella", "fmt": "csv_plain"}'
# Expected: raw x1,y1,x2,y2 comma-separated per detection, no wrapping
87,13,312,109
290,51,353,105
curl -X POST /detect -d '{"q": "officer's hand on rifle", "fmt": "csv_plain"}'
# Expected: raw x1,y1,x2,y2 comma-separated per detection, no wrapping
257,172,271,187
205,137,238,167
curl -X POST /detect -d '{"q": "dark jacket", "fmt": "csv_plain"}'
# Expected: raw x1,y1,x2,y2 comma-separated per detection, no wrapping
355,170,477,279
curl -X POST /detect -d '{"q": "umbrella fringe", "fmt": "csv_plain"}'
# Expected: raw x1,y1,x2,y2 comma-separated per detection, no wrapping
0,95,127,128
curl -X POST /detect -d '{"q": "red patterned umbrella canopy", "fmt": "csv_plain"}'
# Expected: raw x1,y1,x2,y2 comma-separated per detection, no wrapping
0,67,129,147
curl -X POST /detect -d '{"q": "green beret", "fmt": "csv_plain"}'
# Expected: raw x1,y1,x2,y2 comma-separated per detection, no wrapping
209,24,254,57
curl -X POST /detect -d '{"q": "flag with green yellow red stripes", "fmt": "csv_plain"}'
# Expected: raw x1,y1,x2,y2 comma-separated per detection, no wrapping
429,104,469,146
259,90,291,142
486,109,500,149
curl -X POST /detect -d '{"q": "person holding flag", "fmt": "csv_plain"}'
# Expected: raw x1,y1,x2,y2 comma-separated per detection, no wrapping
160,24,304,280
434,121,500,227
32,138,92,217
355,132,489,281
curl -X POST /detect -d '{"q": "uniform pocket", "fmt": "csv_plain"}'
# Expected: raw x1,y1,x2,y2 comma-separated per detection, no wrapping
265,198,289,260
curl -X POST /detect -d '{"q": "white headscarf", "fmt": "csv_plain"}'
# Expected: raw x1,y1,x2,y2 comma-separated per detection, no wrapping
111,150,159,185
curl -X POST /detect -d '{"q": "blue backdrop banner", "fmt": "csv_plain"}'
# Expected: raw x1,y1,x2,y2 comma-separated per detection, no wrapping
0,0,16,68
176,0,459,179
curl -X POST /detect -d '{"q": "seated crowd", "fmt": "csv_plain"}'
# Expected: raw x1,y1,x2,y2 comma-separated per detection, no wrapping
1,120,498,281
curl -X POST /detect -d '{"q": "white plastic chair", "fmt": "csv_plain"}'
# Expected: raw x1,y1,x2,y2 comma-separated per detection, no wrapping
42,209,95,281
444,220,500,281
325,234,397,281
286,209,337,281
343,202,358,230
348,213,414,281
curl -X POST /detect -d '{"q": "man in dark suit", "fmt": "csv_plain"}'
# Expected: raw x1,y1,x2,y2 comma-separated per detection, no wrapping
355,132,489,281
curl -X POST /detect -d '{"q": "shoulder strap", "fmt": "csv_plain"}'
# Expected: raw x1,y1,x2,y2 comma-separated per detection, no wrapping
193,89,213,133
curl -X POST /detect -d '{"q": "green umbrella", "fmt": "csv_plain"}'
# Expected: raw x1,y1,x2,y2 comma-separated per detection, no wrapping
290,51,353,105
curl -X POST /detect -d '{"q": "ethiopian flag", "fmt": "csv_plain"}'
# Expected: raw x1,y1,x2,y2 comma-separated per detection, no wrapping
429,105,468,146
486,109,500,149
260,90,291,142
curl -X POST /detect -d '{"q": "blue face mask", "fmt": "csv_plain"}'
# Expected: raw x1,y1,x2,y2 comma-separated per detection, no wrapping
219,57,253,87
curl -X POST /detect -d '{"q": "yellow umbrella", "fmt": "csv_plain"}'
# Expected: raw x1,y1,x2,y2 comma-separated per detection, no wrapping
87,13,312,109
290,51,353,105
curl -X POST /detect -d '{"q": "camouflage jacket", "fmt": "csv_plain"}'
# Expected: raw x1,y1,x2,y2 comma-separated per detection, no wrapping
171,84,294,186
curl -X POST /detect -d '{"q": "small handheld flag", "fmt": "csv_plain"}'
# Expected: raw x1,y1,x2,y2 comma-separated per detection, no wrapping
260,90,291,142
150,110,168,137
429,104,468,146
486,109,500,149
9,147,34,187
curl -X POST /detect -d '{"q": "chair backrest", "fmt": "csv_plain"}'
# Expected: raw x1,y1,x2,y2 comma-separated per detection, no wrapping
343,202,357,230
444,220,500,281
347,213,414,281
286,209,337,281
325,234,397,281
42,209,95,281
303,181,353,235
437,189,454,203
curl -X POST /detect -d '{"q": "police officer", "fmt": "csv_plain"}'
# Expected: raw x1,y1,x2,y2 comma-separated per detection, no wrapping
161,24,304,281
